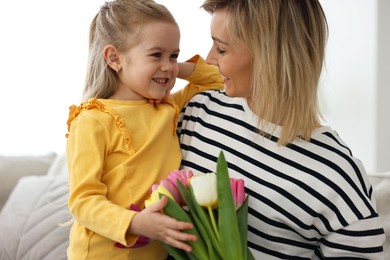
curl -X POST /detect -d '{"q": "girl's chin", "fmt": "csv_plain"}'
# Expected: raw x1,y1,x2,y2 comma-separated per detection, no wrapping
149,94,167,102
150,90,168,99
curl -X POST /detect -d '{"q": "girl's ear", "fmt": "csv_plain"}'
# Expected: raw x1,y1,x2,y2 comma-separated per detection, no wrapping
103,45,121,71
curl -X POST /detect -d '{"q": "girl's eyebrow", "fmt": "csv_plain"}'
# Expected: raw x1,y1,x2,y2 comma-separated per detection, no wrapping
147,47,180,53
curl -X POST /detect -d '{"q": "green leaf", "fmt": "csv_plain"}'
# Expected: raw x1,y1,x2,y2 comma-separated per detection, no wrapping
205,232,222,260
159,194,208,260
189,212,218,260
190,186,224,258
162,244,187,260
176,179,222,259
237,195,250,260
177,180,223,259
216,151,243,260
184,251,199,260
247,247,256,260
176,180,196,215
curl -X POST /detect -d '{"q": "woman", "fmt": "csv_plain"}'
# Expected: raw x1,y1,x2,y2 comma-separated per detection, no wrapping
178,0,386,259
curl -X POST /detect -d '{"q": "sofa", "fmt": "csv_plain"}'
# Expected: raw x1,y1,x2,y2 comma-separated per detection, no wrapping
0,153,389,259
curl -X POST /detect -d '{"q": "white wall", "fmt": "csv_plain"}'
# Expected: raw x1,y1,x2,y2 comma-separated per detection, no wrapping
377,0,390,172
0,0,209,156
0,1,102,156
0,0,388,172
320,0,390,172
319,0,377,172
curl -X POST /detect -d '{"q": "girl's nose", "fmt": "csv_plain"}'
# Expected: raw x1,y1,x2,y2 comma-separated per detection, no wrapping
161,59,175,71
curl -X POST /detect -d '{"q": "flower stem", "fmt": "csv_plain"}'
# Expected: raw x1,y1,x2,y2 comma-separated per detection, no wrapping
208,206,220,241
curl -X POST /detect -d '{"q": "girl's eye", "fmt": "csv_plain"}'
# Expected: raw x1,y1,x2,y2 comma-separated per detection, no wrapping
152,53,162,58
170,53,179,60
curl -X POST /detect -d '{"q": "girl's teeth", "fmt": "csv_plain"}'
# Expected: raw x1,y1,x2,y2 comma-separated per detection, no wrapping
155,79,166,83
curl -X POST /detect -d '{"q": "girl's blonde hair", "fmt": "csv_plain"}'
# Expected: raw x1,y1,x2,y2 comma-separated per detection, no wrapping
202,0,328,145
82,0,177,101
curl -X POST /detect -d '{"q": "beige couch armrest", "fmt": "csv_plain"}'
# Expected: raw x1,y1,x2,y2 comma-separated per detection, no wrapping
0,153,56,211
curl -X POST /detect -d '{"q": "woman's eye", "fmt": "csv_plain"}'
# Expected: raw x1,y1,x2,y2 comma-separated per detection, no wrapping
216,47,225,55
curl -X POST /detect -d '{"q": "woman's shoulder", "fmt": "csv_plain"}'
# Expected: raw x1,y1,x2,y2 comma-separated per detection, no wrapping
309,126,355,159
185,90,246,111
299,126,371,198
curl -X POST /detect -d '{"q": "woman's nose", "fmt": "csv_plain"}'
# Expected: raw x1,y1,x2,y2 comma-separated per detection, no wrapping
206,50,217,66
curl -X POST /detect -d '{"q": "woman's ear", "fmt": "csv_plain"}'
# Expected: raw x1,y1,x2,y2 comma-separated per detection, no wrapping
103,45,121,72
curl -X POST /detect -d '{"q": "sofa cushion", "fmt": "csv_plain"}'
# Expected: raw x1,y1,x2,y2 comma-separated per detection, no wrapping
47,152,68,177
0,154,56,210
0,175,71,260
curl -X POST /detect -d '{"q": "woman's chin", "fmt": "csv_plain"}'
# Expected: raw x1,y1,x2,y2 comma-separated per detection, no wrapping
224,87,237,97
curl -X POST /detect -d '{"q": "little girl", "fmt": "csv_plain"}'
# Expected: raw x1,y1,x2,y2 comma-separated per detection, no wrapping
65,0,223,259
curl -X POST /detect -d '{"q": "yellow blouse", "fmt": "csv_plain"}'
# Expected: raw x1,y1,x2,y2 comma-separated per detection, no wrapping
66,55,223,259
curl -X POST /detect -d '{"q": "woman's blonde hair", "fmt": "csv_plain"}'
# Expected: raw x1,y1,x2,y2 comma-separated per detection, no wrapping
202,0,328,145
82,0,177,101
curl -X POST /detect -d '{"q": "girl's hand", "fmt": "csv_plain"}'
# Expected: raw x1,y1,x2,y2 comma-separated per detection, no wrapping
127,196,197,252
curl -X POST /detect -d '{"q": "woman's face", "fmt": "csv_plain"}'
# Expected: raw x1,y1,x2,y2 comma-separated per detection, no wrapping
206,8,253,98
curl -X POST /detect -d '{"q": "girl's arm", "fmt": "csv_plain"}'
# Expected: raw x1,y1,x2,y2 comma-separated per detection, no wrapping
177,61,196,79
171,55,224,109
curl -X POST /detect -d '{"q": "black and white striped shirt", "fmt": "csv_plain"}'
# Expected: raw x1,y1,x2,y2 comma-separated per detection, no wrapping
177,90,385,259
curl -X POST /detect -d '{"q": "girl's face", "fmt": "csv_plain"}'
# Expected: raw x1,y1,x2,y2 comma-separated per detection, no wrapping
206,8,253,98
112,21,180,101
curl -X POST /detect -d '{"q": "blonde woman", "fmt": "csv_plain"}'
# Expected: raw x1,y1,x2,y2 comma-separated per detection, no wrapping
178,0,386,259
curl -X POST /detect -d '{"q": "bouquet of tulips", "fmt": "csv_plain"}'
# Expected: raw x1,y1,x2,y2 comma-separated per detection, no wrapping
145,151,254,260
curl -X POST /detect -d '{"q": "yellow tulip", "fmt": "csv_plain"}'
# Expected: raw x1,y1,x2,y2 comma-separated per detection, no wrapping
145,185,174,208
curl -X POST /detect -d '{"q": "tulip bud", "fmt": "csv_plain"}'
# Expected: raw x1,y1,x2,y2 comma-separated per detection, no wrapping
145,185,174,208
230,178,245,210
168,169,194,189
160,179,182,204
190,172,218,208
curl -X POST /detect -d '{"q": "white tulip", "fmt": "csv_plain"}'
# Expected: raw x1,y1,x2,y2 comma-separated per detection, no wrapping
190,172,218,208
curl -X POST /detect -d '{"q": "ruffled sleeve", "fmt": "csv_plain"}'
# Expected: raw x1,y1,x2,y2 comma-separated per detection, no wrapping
66,105,81,138
66,98,134,156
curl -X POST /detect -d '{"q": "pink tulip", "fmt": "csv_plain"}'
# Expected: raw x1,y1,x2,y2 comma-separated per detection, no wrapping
151,184,159,192
145,170,194,207
167,169,194,188
160,178,182,204
230,178,245,210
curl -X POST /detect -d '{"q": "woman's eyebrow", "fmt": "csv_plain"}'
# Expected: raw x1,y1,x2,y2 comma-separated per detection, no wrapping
212,36,229,46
